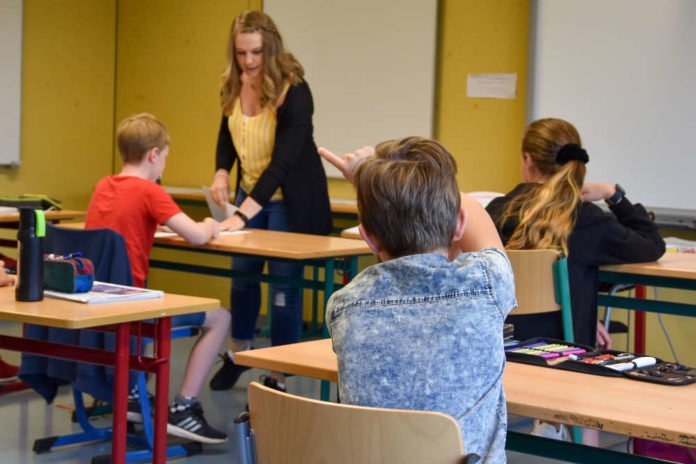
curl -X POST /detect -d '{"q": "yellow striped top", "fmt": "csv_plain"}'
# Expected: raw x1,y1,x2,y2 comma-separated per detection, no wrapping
229,88,289,201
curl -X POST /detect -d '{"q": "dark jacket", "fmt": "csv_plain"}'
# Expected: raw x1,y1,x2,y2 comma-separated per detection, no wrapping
215,80,332,235
486,183,665,345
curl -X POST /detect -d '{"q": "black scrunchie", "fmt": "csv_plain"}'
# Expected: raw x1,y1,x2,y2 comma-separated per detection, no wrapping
555,143,589,165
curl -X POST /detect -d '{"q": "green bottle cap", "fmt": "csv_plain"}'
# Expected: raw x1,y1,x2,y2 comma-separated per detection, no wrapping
34,210,46,237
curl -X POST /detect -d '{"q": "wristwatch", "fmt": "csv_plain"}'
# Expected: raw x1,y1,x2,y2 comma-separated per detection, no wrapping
605,184,626,206
233,210,250,225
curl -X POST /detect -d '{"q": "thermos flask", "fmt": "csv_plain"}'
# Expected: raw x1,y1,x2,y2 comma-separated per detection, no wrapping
15,208,45,302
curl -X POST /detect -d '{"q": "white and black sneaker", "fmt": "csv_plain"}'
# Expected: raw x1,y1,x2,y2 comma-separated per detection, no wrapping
127,391,153,423
167,402,227,444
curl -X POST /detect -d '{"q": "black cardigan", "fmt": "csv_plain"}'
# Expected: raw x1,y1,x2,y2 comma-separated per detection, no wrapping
215,80,332,235
486,183,665,345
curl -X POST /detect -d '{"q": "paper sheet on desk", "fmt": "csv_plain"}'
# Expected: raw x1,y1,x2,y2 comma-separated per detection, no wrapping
155,230,250,238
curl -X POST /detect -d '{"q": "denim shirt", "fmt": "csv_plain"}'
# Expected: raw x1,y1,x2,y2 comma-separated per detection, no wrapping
327,248,516,463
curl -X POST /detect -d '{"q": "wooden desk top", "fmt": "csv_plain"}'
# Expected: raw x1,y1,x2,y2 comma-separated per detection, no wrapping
0,209,85,224
61,223,370,261
155,229,370,260
600,252,696,280
0,285,219,329
235,339,696,446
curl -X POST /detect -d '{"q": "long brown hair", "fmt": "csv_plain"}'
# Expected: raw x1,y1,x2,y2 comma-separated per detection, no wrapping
220,11,304,114
500,118,586,255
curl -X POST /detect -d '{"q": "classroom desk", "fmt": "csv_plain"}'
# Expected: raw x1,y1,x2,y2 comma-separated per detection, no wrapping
150,229,371,334
0,285,219,464
599,253,696,353
235,339,696,463
0,210,85,248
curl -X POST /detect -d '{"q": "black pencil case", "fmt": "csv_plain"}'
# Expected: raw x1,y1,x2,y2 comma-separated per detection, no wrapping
504,338,696,385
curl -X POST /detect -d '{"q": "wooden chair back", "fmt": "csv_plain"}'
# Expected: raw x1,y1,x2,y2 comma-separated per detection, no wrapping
506,249,560,315
247,382,465,464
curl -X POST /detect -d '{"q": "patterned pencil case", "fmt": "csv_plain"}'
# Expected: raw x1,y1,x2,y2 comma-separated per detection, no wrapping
43,253,94,293
505,338,695,385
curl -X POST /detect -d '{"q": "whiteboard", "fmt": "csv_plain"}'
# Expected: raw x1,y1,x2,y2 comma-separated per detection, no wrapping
264,0,437,177
0,0,22,166
529,0,696,211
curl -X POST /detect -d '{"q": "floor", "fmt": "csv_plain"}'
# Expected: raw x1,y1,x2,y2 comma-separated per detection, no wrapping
0,319,630,463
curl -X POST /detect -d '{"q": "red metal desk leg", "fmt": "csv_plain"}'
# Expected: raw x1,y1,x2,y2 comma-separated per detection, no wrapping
153,317,172,464
112,322,130,464
634,285,647,354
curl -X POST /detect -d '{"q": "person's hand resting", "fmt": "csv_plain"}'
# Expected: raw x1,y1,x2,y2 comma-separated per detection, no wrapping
318,146,375,185
595,320,613,350
581,183,616,202
220,214,245,232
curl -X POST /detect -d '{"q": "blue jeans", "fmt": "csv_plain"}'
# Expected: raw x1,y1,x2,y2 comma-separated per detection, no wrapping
231,190,303,346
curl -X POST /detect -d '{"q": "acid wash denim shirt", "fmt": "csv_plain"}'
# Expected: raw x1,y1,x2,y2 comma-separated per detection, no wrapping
327,248,516,463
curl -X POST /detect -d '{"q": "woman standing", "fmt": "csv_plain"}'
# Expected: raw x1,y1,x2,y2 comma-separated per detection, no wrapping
209,11,331,391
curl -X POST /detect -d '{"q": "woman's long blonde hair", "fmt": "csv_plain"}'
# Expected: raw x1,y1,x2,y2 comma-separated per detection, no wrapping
220,10,304,114
500,118,586,255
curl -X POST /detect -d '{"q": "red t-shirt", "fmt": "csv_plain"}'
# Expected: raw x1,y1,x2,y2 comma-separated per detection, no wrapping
85,176,182,287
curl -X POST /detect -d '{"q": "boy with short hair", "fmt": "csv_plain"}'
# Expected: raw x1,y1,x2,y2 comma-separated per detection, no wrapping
86,113,230,444
319,138,516,462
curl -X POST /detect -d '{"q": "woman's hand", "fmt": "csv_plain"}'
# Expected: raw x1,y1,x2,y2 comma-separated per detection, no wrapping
220,214,245,232
318,146,374,185
210,170,230,209
595,320,613,350
581,183,616,202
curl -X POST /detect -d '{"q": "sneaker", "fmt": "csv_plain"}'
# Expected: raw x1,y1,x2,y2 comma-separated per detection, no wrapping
0,358,19,382
209,352,250,391
167,402,227,444
127,394,154,423
260,375,287,393
530,420,570,441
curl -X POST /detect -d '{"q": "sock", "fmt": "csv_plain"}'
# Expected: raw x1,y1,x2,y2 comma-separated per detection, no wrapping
172,394,198,409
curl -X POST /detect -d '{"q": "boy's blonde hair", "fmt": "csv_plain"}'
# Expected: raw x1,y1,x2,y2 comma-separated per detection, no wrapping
354,137,461,258
117,113,170,164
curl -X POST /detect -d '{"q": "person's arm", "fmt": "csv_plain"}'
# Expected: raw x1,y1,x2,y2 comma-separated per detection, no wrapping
0,261,14,286
582,183,665,264
165,213,220,245
210,114,238,208
454,193,505,255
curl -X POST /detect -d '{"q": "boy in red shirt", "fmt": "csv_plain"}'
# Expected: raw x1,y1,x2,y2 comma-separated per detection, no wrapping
86,113,229,444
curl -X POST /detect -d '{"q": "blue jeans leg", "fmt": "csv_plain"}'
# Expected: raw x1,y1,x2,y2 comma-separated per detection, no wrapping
229,191,304,346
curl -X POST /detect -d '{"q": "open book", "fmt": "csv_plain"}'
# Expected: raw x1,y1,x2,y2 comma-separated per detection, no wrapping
44,282,164,304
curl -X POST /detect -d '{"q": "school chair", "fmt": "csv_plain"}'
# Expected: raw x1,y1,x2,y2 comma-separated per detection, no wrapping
235,381,471,464
506,249,574,342
23,224,201,462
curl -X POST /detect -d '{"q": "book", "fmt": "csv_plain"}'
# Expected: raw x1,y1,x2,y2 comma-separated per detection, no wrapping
44,281,164,304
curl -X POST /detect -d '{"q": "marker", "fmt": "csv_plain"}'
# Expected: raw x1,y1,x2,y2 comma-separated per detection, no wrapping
606,357,657,372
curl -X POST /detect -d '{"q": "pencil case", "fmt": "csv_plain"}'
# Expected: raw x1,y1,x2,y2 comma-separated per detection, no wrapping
43,253,94,293
504,338,696,385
